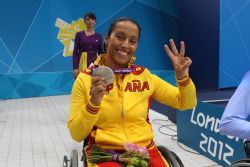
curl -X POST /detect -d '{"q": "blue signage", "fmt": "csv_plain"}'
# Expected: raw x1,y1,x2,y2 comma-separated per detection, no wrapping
177,101,246,167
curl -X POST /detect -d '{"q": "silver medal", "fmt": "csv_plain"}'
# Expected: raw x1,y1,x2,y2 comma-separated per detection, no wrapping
92,66,115,84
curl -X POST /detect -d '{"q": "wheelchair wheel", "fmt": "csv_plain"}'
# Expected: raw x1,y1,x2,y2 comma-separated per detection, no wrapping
71,149,78,167
157,145,184,167
62,155,71,167
170,151,184,167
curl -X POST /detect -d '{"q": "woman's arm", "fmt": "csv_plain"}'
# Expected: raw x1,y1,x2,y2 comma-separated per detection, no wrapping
219,76,250,139
152,74,197,110
153,39,197,110
68,74,100,142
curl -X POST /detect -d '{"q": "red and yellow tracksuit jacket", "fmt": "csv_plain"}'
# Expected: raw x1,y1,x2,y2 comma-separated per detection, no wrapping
68,55,197,150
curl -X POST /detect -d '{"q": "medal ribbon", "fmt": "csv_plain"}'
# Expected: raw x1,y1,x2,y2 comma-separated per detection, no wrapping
92,66,135,74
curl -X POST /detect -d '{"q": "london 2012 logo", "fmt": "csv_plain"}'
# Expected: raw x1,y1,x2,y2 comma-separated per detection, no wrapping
55,18,86,57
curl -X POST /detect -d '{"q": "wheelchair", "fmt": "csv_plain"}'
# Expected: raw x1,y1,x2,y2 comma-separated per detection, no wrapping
62,138,184,167
229,140,250,167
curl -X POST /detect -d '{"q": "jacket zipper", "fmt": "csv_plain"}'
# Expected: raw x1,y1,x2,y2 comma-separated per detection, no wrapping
117,75,128,141
121,90,129,141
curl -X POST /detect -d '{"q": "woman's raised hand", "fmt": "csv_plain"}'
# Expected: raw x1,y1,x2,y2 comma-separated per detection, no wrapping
164,39,192,80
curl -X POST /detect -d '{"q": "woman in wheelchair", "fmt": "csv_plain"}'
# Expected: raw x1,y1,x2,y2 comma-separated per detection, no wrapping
67,16,197,167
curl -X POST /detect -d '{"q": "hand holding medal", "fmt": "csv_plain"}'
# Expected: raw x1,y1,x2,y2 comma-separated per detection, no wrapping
90,66,115,106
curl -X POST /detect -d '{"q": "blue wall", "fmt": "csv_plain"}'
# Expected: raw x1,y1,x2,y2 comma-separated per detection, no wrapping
219,0,250,88
0,0,180,99
175,0,250,89
2,0,249,97
176,0,220,89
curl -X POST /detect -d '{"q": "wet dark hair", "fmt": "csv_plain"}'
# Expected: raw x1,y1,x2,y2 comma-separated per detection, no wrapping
104,17,141,52
107,17,141,38
84,12,96,20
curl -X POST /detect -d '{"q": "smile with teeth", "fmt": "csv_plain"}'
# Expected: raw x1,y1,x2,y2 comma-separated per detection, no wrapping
118,50,129,56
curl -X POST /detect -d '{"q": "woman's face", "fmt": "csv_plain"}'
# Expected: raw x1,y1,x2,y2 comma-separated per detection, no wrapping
84,16,96,29
105,21,139,68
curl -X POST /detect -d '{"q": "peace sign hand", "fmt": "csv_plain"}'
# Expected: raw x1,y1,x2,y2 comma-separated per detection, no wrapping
164,39,192,80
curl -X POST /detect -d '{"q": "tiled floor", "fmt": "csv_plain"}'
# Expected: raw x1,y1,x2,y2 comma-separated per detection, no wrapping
0,95,221,167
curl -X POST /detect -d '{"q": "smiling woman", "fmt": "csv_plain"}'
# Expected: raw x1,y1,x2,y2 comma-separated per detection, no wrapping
104,19,139,68
67,16,197,167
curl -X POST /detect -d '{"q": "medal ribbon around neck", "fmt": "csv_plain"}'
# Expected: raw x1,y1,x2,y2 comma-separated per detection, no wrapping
92,65,135,74
94,55,136,74
111,66,135,74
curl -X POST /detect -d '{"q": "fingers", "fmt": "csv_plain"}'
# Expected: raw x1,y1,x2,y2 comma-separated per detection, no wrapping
164,44,175,62
90,76,107,96
91,75,106,85
179,57,192,71
180,41,185,57
90,75,107,106
91,75,107,93
91,85,107,95
169,39,179,55
165,39,185,62
165,39,191,78
183,57,192,68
